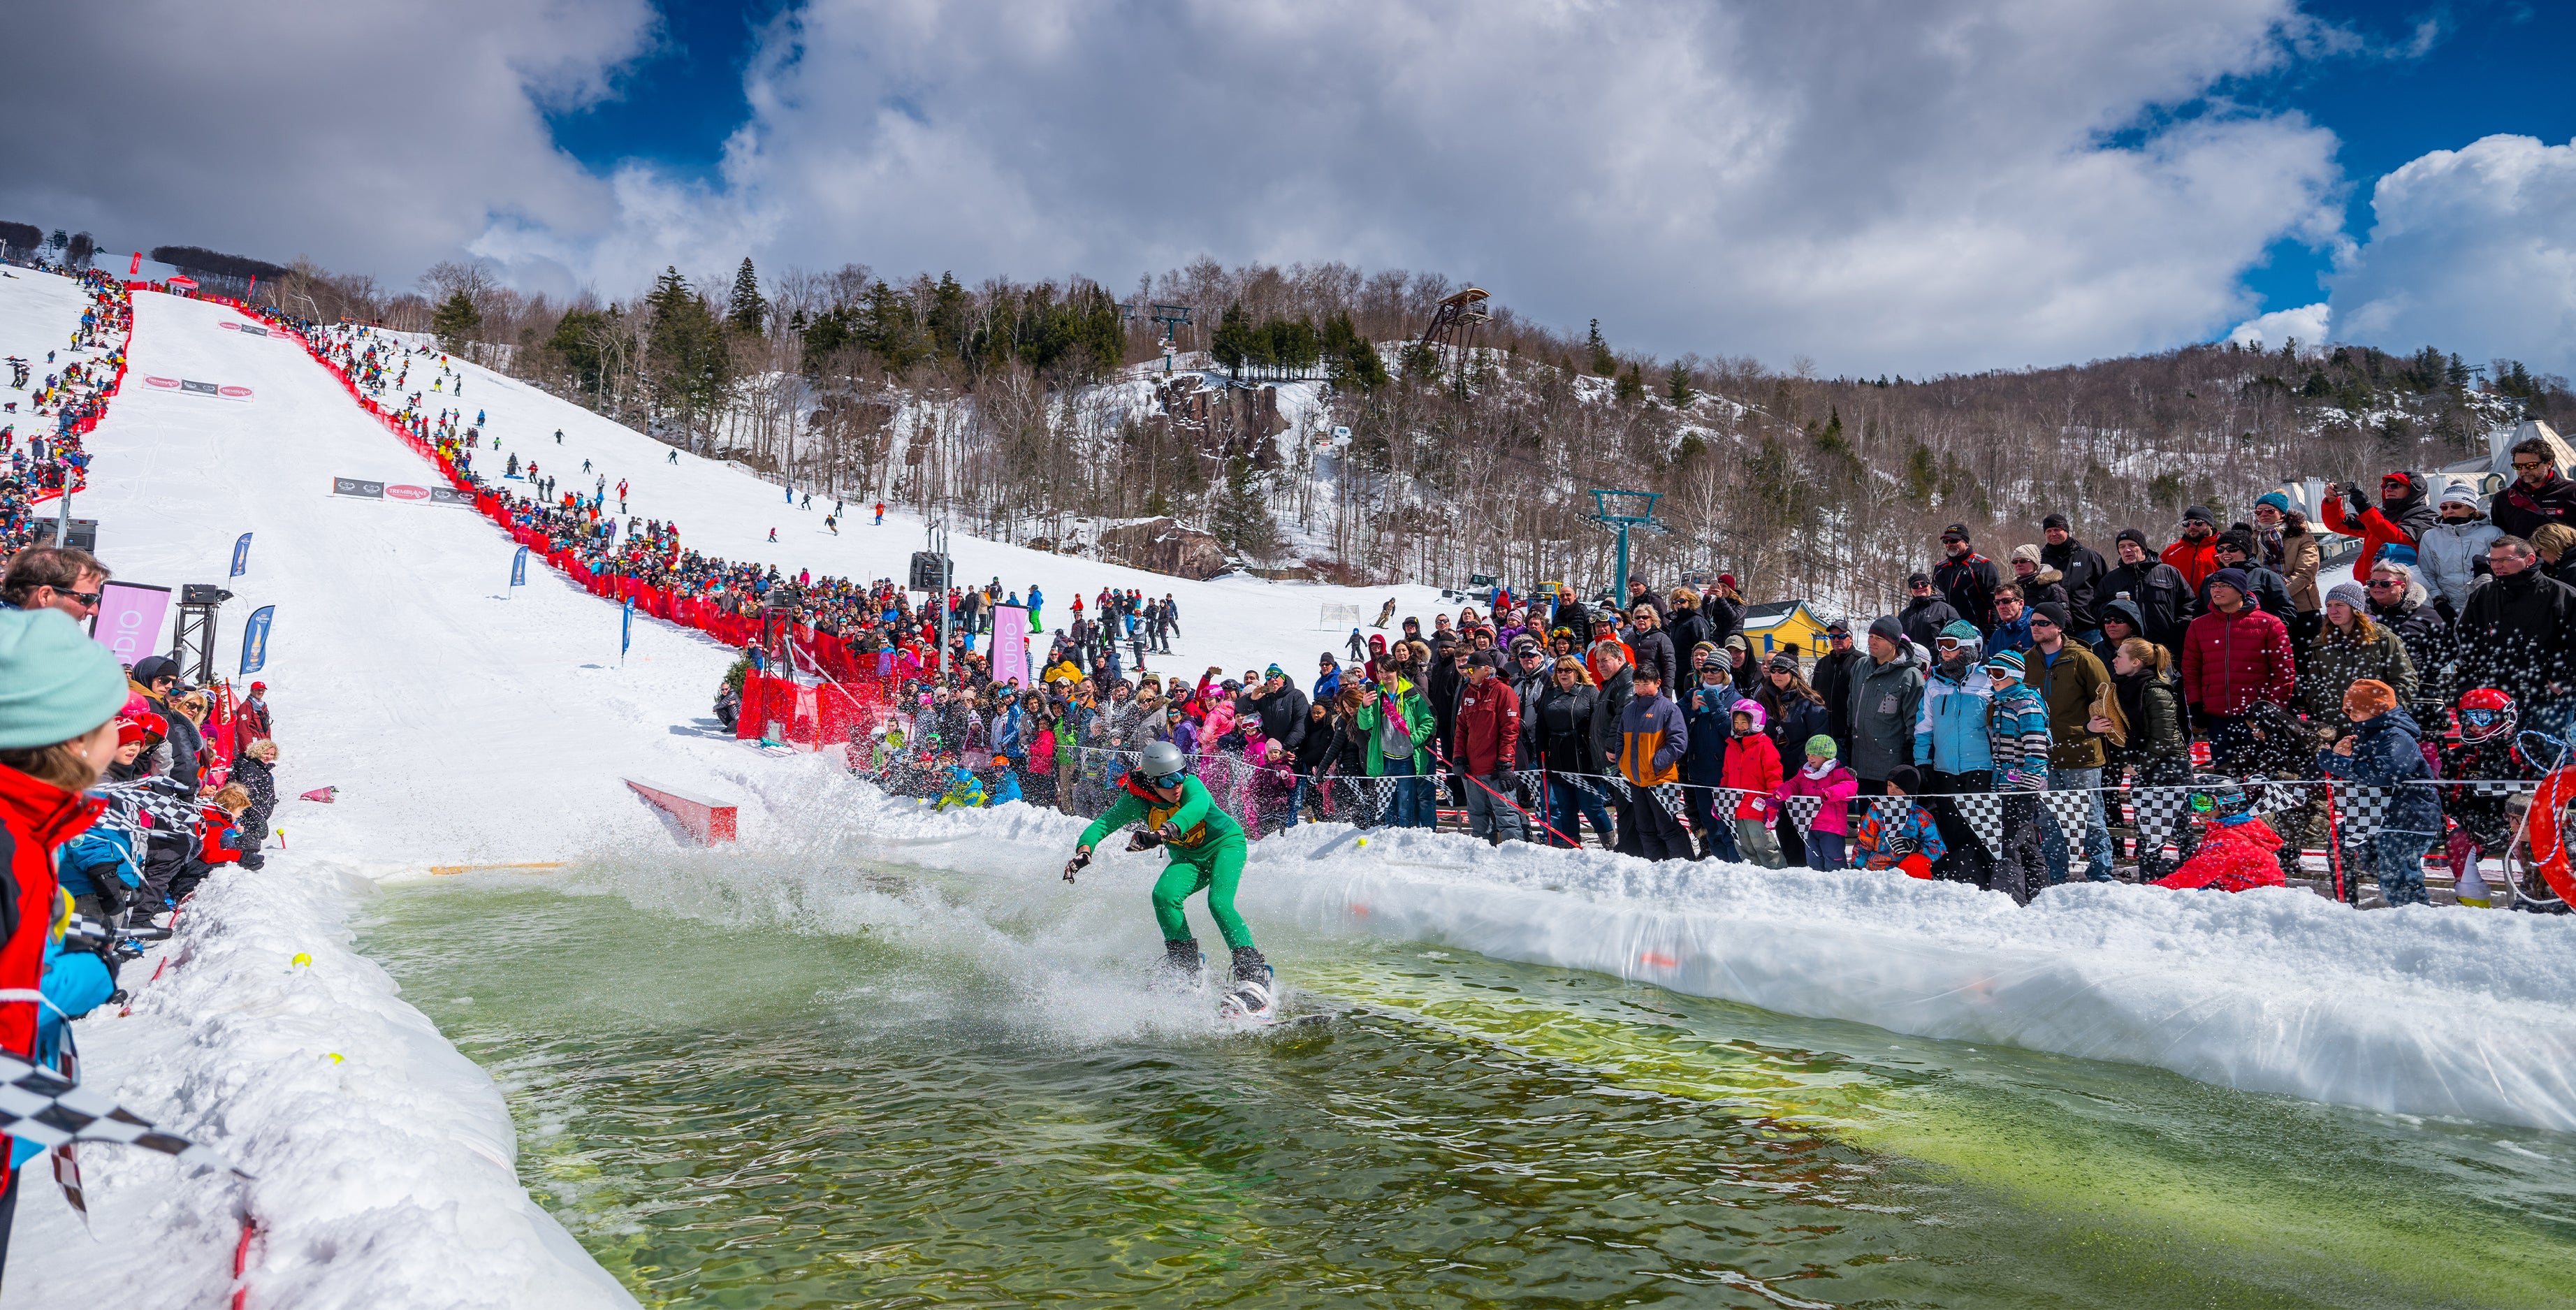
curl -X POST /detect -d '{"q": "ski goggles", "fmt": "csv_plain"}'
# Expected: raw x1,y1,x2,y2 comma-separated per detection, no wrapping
1146,770,1189,789
2461,708,2503,730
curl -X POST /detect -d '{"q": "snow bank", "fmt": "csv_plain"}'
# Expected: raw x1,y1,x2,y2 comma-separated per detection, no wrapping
817,780,2576,1133
0,857,634,1310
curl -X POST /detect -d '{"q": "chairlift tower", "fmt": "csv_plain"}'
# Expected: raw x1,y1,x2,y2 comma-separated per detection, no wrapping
1151,304,1195,374
1585,489,1670,611
1418,288,1492,386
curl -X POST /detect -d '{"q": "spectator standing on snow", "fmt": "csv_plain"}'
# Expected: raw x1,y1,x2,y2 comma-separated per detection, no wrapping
233,681,274,757
2415,479,2502,616
2027,602,2113,885
2161,506,2222,593
2322,472,2438,582
1897,574,1962,653
2491,435,2576,543
1451,652,1525,844
1613,664,1691,861
2099,530,2192,656
2179,568,2296,770
2038,514,2109,641
1933,524,2001,634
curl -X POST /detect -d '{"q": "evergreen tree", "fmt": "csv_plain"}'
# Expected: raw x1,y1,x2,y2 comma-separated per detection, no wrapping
926,272,970,359
1666,360,1692,407
430,290,483,349
1320,312,1387,391
1210,453,1283,562
646,266,730,449
1211,300,1255,376
1614,363,1646,406
1905,442,1937,506
727,257,768,335
1816,406,1847,455
546,307,611,395
1586,319,1616,375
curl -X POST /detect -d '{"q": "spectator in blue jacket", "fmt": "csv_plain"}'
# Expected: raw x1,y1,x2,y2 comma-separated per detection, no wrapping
1914,620,1996,886
2315,678,2440,906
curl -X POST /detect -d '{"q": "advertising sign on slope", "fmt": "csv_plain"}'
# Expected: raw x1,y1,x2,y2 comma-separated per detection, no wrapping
144,376,254,401
218,321,275,339
332,475,467,506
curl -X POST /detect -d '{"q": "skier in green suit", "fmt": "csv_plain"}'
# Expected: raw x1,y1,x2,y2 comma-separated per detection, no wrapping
1065,740,1268,987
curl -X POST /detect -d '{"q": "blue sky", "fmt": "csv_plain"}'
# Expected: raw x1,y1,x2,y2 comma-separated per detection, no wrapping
2224,1,2574,316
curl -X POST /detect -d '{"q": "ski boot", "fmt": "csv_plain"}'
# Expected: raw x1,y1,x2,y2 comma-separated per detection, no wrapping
1161,938,1204,982
1221,947,1276,1021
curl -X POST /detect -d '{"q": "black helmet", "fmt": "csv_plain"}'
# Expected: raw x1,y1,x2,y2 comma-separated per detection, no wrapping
2185,774,2250,819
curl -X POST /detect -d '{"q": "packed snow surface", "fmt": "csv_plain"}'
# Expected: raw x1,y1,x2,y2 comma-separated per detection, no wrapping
10,277,2576,1306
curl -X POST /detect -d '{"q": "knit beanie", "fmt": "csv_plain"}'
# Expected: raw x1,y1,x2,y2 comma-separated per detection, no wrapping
2183,504,2215,525
1984,649,2025,680
2439,478,2482,510
2010,542,2042,566
1939,619,1982,648
2343,678,2397,721
1805,734,1837,758
0,609,129,750
2208,567,2252,597
1887,765,1923,794
2326,581,2368,611
2032,601,2072,631
2255,490,2292,514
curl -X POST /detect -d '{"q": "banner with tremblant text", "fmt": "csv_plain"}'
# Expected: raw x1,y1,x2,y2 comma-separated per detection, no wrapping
91,581,171,668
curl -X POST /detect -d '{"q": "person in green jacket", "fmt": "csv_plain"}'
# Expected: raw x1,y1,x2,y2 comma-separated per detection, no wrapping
1352,662,1438,827
1065,740,1267,984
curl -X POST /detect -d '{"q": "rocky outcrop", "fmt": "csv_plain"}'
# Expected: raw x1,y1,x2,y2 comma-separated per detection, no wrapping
1098,518,1231,580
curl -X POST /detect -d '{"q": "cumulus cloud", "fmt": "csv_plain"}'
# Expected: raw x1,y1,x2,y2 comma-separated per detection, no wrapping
10,0,2359,372
572,0,2344,374
2227,301,2330,348
0,0,657,289
2327,133,2576,374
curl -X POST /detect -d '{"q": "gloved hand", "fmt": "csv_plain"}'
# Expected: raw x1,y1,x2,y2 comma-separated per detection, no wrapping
1157,821,1186,844
2001,768,2047,792
1126,828,1163,852
1064,846,1091,882
1879,833,1918,859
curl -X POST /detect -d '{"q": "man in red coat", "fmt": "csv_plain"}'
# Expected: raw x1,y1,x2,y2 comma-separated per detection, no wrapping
2161,506,2222,592
2179,568,2294,771
1450,651,1525,843
231,681,274,759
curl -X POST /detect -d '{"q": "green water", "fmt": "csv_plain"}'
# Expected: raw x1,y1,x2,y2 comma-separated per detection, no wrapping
356,862,2576,1309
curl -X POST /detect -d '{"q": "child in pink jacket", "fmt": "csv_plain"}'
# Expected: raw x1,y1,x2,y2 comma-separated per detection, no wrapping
1775,734,1859,868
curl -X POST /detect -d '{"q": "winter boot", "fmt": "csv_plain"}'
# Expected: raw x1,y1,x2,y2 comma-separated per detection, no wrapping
1230,946,1271,984
1162,938,1204,978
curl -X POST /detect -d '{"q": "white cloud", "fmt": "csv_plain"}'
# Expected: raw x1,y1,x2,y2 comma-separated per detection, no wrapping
2327,133,2576,374
2227,300,2329,348
12,0,2362,373
616,0,2348,374
0,0,657,291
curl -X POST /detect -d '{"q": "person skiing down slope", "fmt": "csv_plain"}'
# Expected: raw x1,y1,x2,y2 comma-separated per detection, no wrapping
1064,741,1271,1012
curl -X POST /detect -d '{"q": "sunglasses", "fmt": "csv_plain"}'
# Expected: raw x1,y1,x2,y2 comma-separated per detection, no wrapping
2514,460,2547,472
2030,617,2058,629
1830,632,1851,640
2366,579,2402,588
63,590,101,609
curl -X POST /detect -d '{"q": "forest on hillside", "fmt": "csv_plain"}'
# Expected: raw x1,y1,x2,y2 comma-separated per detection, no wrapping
243,247,2576,611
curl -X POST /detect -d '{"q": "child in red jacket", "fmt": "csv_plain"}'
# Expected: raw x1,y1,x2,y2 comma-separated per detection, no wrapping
1722,702,1784,867
168,784,252,906
2151,778,2288,894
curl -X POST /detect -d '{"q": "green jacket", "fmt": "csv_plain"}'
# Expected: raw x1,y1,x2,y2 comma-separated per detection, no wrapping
2030,641,2109,769
1353,676,1436,777
1079,773,1244,854
2298,623,2417,738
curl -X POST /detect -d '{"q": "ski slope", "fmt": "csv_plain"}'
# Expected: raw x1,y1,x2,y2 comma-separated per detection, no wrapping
328,331,1445,681
11,282,2576,1307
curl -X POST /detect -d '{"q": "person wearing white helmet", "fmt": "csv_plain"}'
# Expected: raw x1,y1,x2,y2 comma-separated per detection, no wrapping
1064,739,1268,1000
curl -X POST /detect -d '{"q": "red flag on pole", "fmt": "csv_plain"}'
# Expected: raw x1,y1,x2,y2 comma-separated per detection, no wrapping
128,252,140,275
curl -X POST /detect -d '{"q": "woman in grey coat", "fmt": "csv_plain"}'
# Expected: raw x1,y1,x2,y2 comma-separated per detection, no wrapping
1845,616,1923,794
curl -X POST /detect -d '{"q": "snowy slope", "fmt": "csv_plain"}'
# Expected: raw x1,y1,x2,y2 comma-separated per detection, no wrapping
0,266,95,451
336,338,1448,681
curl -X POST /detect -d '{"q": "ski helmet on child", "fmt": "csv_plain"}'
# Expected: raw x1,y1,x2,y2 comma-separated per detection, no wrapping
2456,687,2517,743
1139,740,1190,787
2185,774,2251,818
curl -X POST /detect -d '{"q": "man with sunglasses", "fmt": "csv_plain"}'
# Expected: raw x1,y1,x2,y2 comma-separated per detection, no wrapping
2491,435,2576,542
1810,620,1865,762
1065,739,1267,993
0,546,110,621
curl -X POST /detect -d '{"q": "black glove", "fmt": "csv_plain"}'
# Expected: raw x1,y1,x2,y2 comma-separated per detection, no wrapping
1126,828,1163,852
1879,833,1918,859
1063,847,1091,882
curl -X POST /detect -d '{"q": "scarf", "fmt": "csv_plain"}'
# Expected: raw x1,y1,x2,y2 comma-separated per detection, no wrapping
1800,759,1838,781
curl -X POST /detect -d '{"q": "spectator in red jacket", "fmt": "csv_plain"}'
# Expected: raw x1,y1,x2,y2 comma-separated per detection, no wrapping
231,681,274,758
1451,652,1525,843
2162,506,2222,592
2179,568,2295,771
2321,471,2439,582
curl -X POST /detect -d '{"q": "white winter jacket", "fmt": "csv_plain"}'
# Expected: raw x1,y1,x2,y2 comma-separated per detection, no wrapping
2415,515,2501,613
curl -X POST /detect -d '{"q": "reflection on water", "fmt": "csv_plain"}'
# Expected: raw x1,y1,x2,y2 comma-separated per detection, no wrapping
358,861,2576,1309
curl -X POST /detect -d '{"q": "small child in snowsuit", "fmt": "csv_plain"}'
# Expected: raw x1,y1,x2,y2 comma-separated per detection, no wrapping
1723,704,1784,867
1854,766,1947,879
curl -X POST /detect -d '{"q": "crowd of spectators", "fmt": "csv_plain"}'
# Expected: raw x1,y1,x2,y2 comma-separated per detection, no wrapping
1,270,130,555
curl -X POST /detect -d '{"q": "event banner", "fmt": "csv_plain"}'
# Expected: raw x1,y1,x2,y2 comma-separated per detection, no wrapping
510,546,529,589
333,476,470,506
91,581,172,667
239,604,275,676
990,604,1033,688
217,321,273,338
143,377,254,401
230,532,252,578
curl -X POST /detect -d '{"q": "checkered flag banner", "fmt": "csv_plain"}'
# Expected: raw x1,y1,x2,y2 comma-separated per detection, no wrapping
1652,783,1689,816
2125,786,2197,855
87,778,198,850
2038,791,2095,849
1947,790,2007,854
1363,775,1396,824
1781,794,1823,831
1863,794,1909,831
0,1019,242,1178
2327,783,2449,841
2455,779,2542,796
